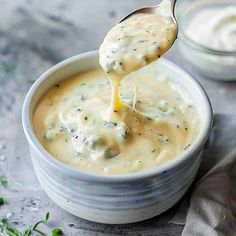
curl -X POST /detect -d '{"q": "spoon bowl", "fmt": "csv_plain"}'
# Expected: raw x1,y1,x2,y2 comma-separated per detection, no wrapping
119,0,178,32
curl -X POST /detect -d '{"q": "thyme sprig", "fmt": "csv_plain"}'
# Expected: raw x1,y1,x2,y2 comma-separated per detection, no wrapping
0,212,63,236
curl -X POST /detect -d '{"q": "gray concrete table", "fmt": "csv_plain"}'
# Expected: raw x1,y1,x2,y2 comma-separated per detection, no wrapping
0,0,236,235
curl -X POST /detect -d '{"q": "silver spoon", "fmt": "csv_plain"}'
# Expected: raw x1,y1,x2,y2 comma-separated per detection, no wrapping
119,0,178,31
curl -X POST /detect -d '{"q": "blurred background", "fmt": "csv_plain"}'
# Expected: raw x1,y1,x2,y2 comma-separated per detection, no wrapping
0,0,236,235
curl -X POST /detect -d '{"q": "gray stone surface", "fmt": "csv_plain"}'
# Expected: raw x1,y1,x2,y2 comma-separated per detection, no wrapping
0,0,235,235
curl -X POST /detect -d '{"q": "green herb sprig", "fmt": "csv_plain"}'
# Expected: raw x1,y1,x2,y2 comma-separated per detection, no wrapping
0,212,63,236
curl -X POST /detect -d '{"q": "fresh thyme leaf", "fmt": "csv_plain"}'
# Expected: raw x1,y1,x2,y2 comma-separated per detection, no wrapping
0,197,5,206
0,176,8,188
44,212,49,224
23,227,32,236
49,227,63,236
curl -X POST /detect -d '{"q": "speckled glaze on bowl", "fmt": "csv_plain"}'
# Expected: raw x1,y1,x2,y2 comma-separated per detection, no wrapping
22,51,213,224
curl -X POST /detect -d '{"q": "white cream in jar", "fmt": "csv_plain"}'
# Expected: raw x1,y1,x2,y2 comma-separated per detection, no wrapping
186,6,236,51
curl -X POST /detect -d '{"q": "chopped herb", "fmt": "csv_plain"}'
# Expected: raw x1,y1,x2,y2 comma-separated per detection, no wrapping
73,152,81,157
147,117,152,121
80,82,86,86
0,176,7,188
119,62,123,66
138,40,146,43
151,149,156,153
78,94,86,101
166,139,169,142
103,121,118,129
137,100,142,104
146,30,150,33
185,128,188,131
77,108,82,112
144,57,149,63
0,197,5,206
133,48,137,51
84,116,88,121
184,144,191,150
59,126,64,132
176,125,180,128
55,84,60,88
120,130,129,140
114,110,118,113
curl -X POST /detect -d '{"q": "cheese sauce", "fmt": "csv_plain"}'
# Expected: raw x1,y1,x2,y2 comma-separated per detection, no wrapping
33,0,199,175
33,65,200,175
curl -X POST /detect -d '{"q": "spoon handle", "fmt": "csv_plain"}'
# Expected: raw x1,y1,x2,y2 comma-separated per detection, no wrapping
171,0,177,16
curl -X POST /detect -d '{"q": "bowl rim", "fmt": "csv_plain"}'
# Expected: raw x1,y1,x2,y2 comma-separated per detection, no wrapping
177,0,236,55
22,50,213,183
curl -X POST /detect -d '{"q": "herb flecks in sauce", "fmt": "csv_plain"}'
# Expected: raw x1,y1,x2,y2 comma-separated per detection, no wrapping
99,0,177,75
34,68,200,175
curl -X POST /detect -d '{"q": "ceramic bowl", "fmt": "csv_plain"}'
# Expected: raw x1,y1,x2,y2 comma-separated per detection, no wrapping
22,51,213,224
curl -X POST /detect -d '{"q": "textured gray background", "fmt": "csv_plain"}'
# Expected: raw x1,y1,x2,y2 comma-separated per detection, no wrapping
0,0,236,235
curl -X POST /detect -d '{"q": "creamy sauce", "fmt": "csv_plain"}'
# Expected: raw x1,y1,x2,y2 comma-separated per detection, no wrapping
186,6,236,51
33,66,200,175
99,0,177,74
33,0,199,175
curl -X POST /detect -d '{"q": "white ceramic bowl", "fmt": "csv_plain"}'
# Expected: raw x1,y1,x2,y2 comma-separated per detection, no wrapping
22,51,213,224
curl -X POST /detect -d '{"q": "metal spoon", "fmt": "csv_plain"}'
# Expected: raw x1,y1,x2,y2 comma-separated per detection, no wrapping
119,0,178,30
